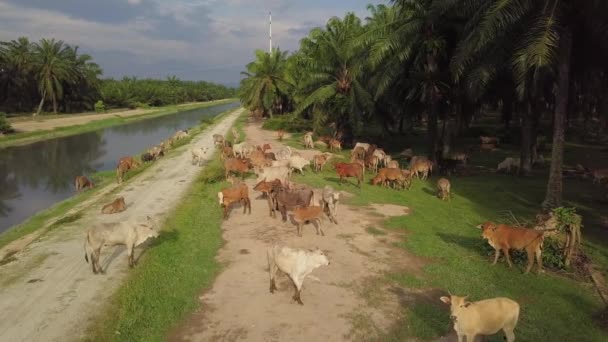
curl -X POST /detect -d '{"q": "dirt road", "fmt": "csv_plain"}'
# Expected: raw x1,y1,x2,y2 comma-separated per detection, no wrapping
0,108,244,342
170,120,425,341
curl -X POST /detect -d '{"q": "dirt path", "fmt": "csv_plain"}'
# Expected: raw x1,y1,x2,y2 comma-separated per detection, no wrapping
171,119,425,341
9,100,224,132
0,108,244,342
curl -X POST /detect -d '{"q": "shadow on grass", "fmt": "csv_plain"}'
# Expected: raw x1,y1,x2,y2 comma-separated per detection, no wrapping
437,233,488,259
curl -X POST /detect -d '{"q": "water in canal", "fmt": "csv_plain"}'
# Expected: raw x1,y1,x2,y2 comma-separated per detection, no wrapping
0,101,240,233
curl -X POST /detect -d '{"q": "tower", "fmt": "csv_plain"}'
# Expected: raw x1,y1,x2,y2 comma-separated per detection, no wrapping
269,11,272,53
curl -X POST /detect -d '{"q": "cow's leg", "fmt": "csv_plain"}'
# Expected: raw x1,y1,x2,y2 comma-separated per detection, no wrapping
242,198,247,214
291,278,304,305
94,247,103,274
492,248,501,265
524,249,535,274
281,207,287,222
535,247,544,273
247,197,252,214
297,223,303,237
127,244,134,268
465,334,476,342
456,333,464,342
268,261,278,293
504,327,515,342
503,247,513,267
317,219,324,236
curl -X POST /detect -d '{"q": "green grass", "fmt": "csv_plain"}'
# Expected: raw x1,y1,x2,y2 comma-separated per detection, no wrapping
0,99,236,149
288,148,608,341
86,145,230,342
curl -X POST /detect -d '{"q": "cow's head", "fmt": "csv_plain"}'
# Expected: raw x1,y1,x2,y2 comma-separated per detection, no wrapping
309,248,330,267
135,216,159,245
477,221,497,240
440,295,471,319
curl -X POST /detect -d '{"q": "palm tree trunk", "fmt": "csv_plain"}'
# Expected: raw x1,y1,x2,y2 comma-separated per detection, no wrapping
519,105,533,176
543,29,573,209
35,90,46,116
428,93,439,163
52,94,58,114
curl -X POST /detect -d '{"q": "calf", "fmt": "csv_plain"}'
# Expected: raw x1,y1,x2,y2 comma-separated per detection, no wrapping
101,197,126,214
372,168,409,189
84,216,158,274
321,185,340,224
75,175,95,192
437,178,451,201
304,132,314,149
477,221,545,273
335,162,364,187
440,295,519,342
218,183,251,219
267,245,330,305
253,178,282,217
293,206,325,236
270,184,314,222
224,158,251,180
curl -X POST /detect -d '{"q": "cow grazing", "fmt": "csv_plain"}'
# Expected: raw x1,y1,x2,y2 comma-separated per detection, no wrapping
224,158,251,180
173,129,189,141
335,162,364,187
101,197,126,214
372,168,410,189
293,206,325,236
304,132,314,149
440,295,519,342
497,157,520,173
267,245,330,305
410,158,432,180
477,221,545,273
365,154,380,174
191,147,209,166
437,178,451,201
75,176,95,192
141,152,155,163
218,183,251,219
289,155,311,174
321,185,340,224
270,184,314,222
116,156,140,184
84,216,158,274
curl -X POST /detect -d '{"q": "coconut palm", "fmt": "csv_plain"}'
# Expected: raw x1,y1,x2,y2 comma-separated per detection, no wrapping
239,48,291,118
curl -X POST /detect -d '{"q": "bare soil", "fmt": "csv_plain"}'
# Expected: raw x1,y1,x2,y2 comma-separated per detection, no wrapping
0,109,243,342
169,120,426,341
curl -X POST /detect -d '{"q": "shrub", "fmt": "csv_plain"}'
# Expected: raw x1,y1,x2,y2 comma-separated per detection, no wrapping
262,113,313,132
94,100,106,113
0,112,13,134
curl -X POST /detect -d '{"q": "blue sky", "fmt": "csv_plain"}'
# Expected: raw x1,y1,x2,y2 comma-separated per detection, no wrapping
0,0,384,86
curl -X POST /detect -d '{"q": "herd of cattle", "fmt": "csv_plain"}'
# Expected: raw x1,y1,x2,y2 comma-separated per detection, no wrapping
69,123,603,341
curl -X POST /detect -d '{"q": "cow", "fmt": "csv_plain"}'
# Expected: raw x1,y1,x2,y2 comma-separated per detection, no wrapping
410,157,432,180
275,146,293,161
321,185,340,224
351,146,366,160
353,142,371,152
191,147,209,166
437,178,451,201
440,295,520,342
213,134,225,148
221,146,234,160
335,162,364,187
293,206,325,236
329,139,342,152
304,132,314,149
497,157,520,173
480,136,500,145
101,197,127,214
84,216,158,274
267,245,330,305
141,152,155,163
289,155,311,174
218,183,251,219
116,156,140,184
313,153,334,173
256,166,290,185
75,176,95,192
477,221,546,274
592,168,608,184
270,184,314,222
254,178,282,217
480,143,497,152
387,160,399,169
371,168,410,189
224,158,251,180
277,129,285,141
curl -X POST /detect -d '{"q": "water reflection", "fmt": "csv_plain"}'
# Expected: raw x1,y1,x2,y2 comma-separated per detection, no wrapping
0,101,239,232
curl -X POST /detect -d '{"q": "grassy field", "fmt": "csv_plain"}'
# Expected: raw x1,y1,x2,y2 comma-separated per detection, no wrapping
85,111,244,341
277,130,608,341
0,99,236,149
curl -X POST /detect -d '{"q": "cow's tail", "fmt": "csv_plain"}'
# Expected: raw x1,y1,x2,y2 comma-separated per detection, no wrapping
84,231,90,263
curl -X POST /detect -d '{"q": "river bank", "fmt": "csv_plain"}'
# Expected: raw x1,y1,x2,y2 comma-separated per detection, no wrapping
0,99,236,149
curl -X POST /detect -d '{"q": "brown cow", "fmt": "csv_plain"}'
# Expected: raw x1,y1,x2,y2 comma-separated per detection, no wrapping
410,158,432,180
221,146,234,160
116,156,140,184
335,162,364,187
253,178,282,217
477,221,546,273
293,206,325,237
329,139,342,152
224,158,251,180
277,129,285,141
101,197,127,214
437,178,451,201
313,153,334,172
351,146,366,160
372,168,410,189
270,184,314,222
75,176,95,192
218,183,251,219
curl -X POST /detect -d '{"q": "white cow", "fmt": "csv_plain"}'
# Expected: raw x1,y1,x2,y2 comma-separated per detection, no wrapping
289,155,311,174
190,147,209,166
497,157,520,173
321,185,340,224
267,245,330,305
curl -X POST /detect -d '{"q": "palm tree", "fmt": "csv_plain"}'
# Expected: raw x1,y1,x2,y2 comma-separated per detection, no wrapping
443,0,608,208
0,37,35,110
293,13,373,136
33,38,75,115
239,48,291,118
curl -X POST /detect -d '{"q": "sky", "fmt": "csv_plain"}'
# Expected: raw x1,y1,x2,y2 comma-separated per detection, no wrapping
0,0,384,86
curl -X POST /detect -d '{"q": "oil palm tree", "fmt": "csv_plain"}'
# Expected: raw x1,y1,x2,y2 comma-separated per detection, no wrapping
239,48,291,118
33,38,75,115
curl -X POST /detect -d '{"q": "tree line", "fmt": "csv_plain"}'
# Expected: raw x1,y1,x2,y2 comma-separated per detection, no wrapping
239,0,608,209
0,37,235,115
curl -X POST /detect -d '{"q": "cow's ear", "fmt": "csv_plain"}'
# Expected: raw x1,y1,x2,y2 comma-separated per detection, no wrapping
464,302,472,308
440,296,451,304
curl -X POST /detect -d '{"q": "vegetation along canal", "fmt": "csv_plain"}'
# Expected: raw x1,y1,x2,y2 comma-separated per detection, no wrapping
0,101,239,233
